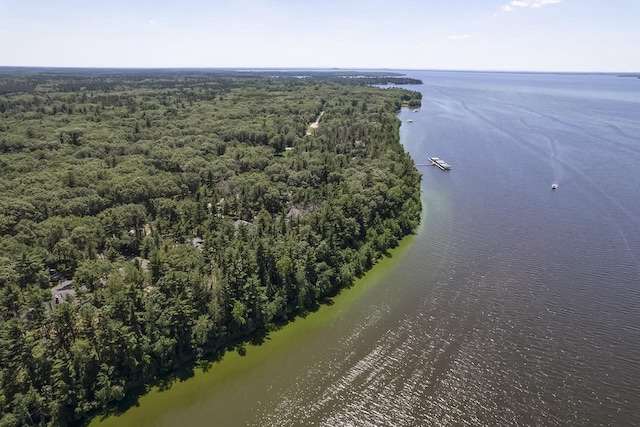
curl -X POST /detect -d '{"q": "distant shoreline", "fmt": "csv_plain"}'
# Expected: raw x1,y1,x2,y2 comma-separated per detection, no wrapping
1,66,636,76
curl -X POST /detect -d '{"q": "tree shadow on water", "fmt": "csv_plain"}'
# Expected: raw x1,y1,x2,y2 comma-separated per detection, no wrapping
84,245,404,425
85,327,273,426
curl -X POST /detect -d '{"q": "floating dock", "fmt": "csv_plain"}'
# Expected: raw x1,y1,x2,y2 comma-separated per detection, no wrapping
428,157,451,170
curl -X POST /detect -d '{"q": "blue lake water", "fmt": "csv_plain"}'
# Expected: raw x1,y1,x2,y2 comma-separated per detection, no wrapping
98,71,640,426
394,70,640,425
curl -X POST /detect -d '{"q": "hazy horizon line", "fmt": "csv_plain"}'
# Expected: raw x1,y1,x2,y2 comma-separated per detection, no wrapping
0,65,638,75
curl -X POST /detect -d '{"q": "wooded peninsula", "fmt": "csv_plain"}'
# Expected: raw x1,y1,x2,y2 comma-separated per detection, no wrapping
0,69,422,426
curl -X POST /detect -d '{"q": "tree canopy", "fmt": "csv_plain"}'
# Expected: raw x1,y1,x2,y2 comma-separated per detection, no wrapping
0,68,422,426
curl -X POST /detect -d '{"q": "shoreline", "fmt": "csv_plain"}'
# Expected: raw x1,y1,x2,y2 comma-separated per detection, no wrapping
92,104,424,425
90,233,418,426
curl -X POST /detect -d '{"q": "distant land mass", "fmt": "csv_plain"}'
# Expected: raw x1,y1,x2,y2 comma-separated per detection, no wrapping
0,67,423,94
617,73,640,79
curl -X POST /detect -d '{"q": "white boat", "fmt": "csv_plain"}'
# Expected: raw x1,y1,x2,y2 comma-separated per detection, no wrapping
405,119,413,123
551,183,558,189
428,157,451,170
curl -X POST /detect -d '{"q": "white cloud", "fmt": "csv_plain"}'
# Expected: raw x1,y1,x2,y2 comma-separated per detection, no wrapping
501,0,561,12
448,34,471,40
148,20,156,24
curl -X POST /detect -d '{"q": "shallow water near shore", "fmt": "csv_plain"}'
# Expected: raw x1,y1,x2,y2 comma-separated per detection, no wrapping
90,234,419,427
93,71,640,426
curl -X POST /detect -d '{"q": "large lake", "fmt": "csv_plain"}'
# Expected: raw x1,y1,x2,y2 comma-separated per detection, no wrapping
94,71,640,426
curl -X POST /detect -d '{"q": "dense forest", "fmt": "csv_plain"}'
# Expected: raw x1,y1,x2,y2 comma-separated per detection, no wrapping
0,69,422,426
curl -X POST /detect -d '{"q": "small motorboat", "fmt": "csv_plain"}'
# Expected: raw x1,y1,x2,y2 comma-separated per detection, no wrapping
551,183,558,189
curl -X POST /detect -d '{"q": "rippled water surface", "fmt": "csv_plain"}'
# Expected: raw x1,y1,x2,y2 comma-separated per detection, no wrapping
95,72,640,426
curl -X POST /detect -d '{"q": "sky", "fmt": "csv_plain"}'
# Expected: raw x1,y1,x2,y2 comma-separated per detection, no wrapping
1,0,639,72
